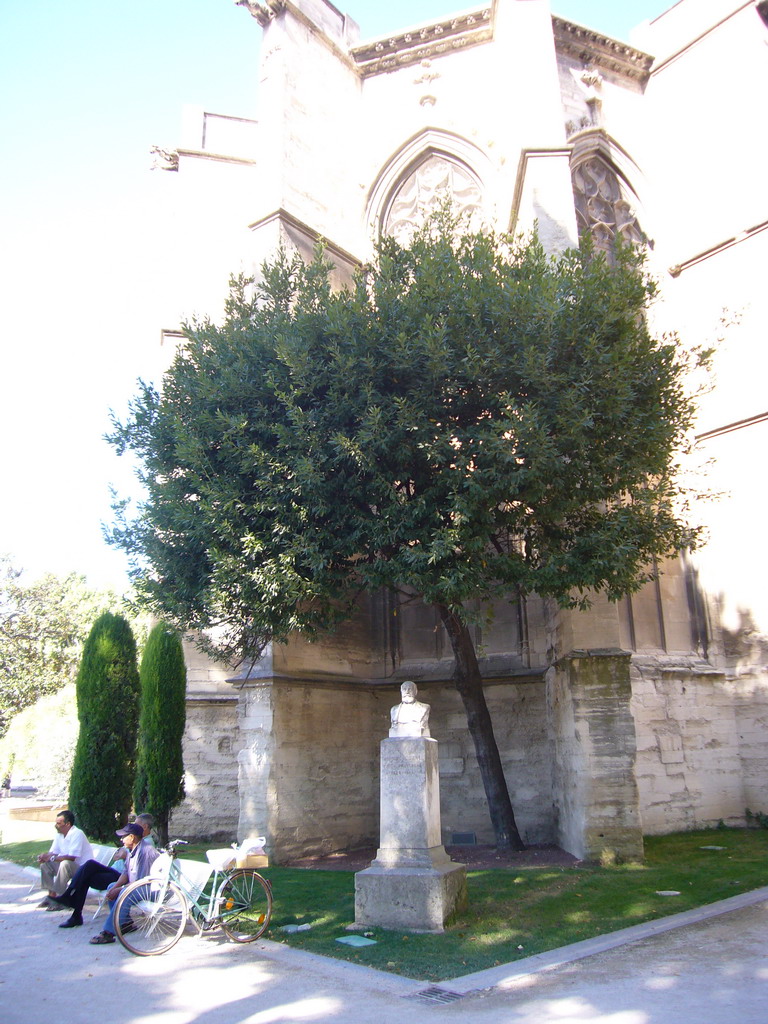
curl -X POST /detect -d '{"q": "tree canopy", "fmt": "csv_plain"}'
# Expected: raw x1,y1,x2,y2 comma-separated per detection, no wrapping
108,219,706,848
0,556,113,737
109,223,702,651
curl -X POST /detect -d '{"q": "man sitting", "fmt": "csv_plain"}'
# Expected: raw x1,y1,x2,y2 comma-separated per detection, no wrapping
37,810,93,905
89,823,161,944
50,822,158,929
111,812,155,863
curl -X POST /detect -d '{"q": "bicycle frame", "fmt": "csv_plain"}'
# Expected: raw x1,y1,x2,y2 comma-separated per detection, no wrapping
114,839,273,955
158,846,225,931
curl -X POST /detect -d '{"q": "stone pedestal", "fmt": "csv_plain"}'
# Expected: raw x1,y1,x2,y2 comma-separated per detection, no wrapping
354,737,467,932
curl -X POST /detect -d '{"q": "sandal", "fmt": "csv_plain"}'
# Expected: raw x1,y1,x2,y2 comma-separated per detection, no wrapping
89,931,116,945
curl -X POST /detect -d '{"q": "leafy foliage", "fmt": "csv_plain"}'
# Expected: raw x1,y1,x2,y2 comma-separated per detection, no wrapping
0,556,113,737
107,218,707,848
68,612,140,841
133,623,186,844
0,684,78,798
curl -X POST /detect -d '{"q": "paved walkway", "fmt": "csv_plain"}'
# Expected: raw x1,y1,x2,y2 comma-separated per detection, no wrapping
2,857,767,1024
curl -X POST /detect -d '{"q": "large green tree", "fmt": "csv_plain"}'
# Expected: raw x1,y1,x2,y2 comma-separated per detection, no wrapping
69,611,140,841
108,220,706,849
134,622,186,844
0,556,112,737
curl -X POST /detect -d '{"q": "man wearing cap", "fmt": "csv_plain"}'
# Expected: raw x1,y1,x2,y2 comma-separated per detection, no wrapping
110,812,155,865
89,822,160,944
50,822,159,931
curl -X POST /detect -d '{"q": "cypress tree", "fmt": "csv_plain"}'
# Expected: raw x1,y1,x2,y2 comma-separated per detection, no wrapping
133,623,186,844
69,612,140,841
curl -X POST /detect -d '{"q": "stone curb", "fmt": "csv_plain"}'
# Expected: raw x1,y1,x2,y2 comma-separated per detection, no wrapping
437,884,768,994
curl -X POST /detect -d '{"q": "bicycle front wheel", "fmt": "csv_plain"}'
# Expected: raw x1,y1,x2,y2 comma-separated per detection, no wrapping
218,869,272,943
114,878,188,956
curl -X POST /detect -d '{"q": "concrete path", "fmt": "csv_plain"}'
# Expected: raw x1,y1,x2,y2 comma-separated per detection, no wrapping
2,857,768,1024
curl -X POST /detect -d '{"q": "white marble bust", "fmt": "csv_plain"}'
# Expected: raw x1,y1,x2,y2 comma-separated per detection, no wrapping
389,681,431,738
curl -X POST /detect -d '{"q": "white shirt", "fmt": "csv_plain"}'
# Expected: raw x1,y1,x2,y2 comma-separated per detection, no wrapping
49,825,93,867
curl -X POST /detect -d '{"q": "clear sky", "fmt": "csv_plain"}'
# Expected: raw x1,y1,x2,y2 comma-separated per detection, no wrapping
0,0,672,590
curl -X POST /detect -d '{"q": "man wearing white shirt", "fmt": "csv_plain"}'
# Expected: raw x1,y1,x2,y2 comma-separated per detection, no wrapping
37,809,93,901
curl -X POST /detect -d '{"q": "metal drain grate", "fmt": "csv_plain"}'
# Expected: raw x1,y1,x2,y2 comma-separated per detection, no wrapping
405,985,465,1005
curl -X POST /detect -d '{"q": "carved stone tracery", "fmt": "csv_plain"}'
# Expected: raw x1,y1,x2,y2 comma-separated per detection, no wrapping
572,156,643,251
383,155,483,244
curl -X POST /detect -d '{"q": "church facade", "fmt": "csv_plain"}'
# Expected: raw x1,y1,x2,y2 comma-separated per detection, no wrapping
152,0,768,861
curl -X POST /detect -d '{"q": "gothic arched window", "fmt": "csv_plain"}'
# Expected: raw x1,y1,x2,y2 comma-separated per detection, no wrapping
383,154,483,243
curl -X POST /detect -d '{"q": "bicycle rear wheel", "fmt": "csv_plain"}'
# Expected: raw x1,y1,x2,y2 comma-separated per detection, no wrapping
218,869,272,943
114,878,188,956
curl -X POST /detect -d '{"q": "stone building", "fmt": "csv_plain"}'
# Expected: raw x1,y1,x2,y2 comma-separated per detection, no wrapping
153,0,768,861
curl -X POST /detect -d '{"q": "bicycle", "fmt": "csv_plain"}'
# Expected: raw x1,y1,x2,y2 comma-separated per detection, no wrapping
112,839,272,956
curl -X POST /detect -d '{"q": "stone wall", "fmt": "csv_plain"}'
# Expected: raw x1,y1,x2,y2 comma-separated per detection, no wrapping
236,681,387,862
231,674,558,861
631,656,768,834
172,653,768,855
422,678,555,848
169,696,240,841
730,673,768,817
269,682,385,860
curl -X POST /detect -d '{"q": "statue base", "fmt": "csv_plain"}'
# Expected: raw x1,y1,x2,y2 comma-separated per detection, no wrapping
354,735,467,932
355,860,467,933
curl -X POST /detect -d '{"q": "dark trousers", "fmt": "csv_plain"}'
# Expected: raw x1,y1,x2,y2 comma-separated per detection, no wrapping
61,859,121,914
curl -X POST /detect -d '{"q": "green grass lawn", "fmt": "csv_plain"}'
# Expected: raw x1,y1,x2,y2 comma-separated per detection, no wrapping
4,828,767,981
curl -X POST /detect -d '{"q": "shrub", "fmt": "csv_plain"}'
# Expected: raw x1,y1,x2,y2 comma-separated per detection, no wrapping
68,612,140,841
133,623,186,844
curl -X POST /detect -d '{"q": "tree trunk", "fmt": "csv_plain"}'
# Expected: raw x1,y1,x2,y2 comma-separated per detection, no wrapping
436,603,525,851
156,812,170,848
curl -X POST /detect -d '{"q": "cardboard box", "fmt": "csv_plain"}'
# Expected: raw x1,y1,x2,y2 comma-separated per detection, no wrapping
236,853,269,869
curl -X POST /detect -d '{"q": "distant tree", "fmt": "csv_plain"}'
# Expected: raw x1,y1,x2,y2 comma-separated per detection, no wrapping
69,612,140,841
107,216,707,849
133,623,186,844
0,556,112,737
